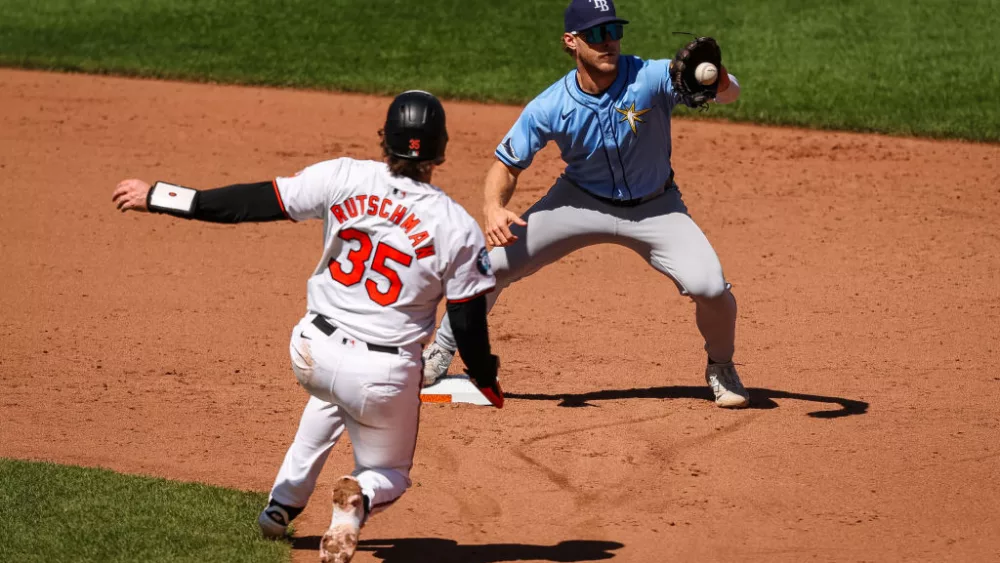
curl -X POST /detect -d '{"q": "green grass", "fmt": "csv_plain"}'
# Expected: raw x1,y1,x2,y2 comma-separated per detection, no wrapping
0,458,290,563
0,0,996,141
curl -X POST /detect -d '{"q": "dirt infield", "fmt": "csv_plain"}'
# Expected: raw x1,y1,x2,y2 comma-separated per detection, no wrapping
2,68,998,562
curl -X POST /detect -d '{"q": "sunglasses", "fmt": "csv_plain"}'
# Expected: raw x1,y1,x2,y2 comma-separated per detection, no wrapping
574,23,625,44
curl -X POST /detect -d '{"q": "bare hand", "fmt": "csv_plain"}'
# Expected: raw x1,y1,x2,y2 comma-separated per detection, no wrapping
484,205,527,248
112,179,151,213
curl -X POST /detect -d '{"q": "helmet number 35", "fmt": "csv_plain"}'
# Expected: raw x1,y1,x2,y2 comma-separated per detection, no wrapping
329,228,413,306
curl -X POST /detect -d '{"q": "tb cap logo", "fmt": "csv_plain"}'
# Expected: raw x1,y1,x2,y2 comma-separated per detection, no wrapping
564,0,627,34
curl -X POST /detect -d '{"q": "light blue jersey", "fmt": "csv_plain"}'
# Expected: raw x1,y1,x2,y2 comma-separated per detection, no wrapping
496,55,682,201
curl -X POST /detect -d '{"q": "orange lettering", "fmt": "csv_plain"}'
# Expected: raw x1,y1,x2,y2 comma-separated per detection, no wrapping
343,198,358,218
331,203,347,224
415,244,436,259
388,205,408,225
408,231,429,247
400,213,421,233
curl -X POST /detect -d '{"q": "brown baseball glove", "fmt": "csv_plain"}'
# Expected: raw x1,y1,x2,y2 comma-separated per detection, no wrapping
669,35,724,109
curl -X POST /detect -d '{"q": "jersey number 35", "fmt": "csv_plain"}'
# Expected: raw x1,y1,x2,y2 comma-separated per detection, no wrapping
329,228,413,306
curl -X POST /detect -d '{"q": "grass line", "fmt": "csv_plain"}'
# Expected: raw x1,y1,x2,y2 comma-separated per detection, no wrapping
0,0,996,141
0,458,289,563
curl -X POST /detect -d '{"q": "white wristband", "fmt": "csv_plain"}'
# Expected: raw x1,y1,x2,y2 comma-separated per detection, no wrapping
148,182,198,216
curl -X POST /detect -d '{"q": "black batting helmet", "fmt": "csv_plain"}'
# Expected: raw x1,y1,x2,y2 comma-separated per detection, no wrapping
382,90,448,162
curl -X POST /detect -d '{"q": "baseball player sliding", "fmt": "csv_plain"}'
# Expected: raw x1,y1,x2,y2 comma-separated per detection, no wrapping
112,91,503,563
424,0,751,408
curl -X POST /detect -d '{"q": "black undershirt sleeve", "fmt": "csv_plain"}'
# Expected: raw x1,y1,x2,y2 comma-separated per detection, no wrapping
446,295,498,385
189,181,288,223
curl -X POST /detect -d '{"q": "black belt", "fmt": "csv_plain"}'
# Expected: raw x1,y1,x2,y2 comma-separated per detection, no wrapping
584,190,662,207
566,175,672,208
311,316,399,355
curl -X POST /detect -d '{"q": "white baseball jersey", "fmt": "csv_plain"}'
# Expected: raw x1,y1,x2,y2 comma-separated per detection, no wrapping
274,158,495,347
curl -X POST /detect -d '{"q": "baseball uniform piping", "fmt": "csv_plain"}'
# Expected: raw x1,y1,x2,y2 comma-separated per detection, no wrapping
446,286,496,304
271,179,294,221
562,74,619,195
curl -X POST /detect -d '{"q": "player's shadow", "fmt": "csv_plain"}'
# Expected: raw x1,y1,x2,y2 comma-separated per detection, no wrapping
505,385,868,419
292,536,624,562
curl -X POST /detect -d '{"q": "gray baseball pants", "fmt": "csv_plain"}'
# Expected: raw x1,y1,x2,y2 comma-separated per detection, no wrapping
433,177,737,364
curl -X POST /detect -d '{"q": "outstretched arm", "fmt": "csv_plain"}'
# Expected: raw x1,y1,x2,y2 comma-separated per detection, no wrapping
112,179,288,223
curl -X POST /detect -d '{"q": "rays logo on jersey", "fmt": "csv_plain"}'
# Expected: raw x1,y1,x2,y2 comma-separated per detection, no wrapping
500,138,520,162
615,102,651,135
476,247,492,275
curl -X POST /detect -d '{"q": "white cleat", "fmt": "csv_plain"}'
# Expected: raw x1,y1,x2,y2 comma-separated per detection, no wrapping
319,476,365,563
422,341,456,387
705,362,750,408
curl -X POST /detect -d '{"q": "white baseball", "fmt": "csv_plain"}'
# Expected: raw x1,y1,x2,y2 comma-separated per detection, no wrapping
695,62,718,85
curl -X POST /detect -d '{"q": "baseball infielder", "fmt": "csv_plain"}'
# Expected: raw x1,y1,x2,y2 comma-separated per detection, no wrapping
112,91,503,563
423,0,750,408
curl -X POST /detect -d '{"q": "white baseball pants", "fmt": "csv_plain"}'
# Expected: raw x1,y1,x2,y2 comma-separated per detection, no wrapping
267,314,423,515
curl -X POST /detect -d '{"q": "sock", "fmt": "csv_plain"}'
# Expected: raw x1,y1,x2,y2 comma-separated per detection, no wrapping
269,499,303,521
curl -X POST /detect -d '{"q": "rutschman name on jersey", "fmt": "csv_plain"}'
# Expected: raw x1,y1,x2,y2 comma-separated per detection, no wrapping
274,158,494,347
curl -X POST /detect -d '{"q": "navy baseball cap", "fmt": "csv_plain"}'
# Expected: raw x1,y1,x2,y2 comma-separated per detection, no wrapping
564,0,629,33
